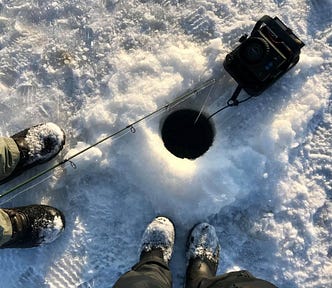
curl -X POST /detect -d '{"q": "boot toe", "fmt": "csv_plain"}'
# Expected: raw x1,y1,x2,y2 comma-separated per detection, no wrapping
187,223,220,264
11,122,65,171
36,205,65,245
0,205,65,248
140,216,175,264
24,122,65,164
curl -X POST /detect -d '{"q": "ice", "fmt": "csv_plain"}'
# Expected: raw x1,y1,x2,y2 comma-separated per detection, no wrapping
0,0,331,288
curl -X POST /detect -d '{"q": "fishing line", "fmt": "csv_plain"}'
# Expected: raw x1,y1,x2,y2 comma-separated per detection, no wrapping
207,85,254,120
0,78,216,201
0,172,54,206
194,82,215,125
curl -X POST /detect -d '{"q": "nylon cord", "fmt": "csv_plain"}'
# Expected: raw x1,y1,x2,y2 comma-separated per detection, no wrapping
208,86,254,119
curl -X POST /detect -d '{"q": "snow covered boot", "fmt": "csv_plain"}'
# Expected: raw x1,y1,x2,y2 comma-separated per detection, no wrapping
0,205,65,248
8,122,65,180
139,216,175,265
185,223,220,288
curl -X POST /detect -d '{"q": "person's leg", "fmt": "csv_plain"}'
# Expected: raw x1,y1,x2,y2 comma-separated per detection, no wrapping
0,208,13,246
0,137,20,181
185,223,278,288
197,270,278,288
113,249,172,288
113,217,175,288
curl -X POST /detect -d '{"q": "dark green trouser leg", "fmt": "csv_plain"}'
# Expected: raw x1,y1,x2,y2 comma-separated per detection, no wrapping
191,270,278,288
0,137,20,181
113,253,172,288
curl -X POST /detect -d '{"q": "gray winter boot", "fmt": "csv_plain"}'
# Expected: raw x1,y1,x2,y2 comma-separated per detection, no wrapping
185,223,220,288
139,216,175,265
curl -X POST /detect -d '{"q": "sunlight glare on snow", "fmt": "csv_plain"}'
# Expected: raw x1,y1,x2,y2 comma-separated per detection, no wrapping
144,126,197,178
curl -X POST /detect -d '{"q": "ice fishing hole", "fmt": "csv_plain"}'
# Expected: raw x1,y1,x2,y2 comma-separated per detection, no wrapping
161,109,215,160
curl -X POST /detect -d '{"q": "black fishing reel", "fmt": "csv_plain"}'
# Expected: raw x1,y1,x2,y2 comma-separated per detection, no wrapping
224,15,305,96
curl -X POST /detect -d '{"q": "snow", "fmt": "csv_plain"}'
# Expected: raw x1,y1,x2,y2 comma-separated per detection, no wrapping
0,0,331,288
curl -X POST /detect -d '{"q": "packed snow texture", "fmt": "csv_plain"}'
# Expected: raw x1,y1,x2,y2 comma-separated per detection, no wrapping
140,216,175,263
0,0,331,288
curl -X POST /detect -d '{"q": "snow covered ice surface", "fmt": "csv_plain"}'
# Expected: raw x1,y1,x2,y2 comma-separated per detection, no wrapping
0,0,331,287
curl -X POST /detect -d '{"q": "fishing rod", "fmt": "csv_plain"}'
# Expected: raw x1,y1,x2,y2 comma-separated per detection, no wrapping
0,78,216,200
0,15,305,202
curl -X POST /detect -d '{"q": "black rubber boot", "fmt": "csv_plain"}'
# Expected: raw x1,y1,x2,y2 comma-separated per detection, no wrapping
11,122,65,169
185,223,220,288
0,205,65,248
0,123,65,184
139,216,175,265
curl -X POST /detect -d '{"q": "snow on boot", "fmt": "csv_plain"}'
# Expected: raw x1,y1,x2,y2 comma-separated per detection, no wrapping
9,122,65,179
139,216,175,265
185,223,220,288
0,205,65,248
